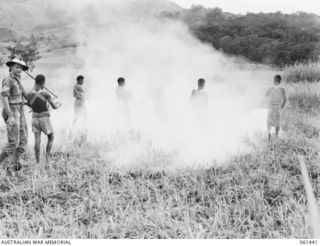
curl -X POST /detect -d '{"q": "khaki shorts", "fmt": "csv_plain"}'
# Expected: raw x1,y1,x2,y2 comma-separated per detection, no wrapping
32,117,53,135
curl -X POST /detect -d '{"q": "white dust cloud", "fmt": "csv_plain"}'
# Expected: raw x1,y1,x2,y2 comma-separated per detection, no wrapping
33,0,274,168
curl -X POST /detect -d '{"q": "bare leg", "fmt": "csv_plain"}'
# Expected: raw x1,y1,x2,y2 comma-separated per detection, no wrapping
46,133,54,162
267,124,272,142
72,114,78,126
80,109,88,144
34,132,41,163
268,133,272,142
73,104,81,126
275,127,280,138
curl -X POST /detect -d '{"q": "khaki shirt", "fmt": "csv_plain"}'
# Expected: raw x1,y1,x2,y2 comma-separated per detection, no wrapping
1,73,27,104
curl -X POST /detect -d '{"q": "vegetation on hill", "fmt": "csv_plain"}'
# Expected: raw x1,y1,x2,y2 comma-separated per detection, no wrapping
1,1,320,69
162,6,320,67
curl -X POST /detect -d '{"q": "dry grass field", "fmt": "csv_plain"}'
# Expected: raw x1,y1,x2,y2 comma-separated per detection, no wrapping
283,62,320,83
0,82,319,239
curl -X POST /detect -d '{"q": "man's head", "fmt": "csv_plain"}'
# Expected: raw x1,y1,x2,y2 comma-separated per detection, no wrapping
35,74,46,89
198,78,206,90
6,58,28,76
274,75,282,85
117,77,125,87
77,75,84,85
10,63,23,77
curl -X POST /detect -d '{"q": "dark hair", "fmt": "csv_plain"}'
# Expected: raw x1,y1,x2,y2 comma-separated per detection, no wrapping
117,77,125,85
274,75,282,82
77,75,84,82
198,78,206,87
35,74,45,85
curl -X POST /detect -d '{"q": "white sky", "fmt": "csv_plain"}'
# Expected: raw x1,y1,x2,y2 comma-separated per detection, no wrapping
171,0,320,15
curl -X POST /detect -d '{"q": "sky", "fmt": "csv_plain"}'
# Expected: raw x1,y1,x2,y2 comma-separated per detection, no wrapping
171,0,320,15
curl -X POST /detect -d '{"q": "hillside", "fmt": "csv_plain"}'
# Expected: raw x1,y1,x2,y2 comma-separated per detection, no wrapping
0,28,21,42
0,0,183,57
0,0,182,34
0,0,65,33
1,0,320,67
165,7,320,66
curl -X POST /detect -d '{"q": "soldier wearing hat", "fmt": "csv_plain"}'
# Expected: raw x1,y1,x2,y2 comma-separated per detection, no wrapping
0,58,30,172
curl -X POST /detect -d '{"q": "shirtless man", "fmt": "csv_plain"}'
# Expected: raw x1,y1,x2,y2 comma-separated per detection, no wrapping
190,78,209,107
265,75,287,141
73,75,87,125
115,77,133,127
115,77,132,103
28,74,61,163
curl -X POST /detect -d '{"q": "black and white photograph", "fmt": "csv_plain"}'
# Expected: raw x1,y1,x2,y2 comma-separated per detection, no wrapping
0,0,320,242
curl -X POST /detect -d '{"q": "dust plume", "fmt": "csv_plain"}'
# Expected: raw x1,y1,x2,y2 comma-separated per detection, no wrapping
35,0,274,168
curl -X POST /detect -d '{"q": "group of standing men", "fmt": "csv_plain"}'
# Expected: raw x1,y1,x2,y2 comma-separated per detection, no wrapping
0,58,287,174
189,75,287,141
0,58,62,173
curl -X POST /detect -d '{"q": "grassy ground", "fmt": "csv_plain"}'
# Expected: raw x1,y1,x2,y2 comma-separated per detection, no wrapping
0,83,319,239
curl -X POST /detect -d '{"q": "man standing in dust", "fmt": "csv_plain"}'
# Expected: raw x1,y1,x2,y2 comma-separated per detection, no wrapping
190,78,209,107
265,75,287,141
190,78,209,126
28,75,61,163
115,77,133,128
73,75,87,125
72,75,88,143
0,58,29,173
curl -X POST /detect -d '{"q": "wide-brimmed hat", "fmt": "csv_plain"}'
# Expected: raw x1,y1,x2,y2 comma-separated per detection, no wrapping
6,58,29,71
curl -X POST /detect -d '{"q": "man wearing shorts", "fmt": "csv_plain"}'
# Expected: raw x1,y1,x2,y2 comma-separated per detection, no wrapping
265,75,287,141
28,75,61,163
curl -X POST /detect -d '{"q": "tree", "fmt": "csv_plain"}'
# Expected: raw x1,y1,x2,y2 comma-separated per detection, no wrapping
205,7,224,25
290,43,317,62
6,35,41,71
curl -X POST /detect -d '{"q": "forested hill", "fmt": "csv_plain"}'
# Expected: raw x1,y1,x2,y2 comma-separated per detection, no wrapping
1,0,319,67
161,6,320,67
